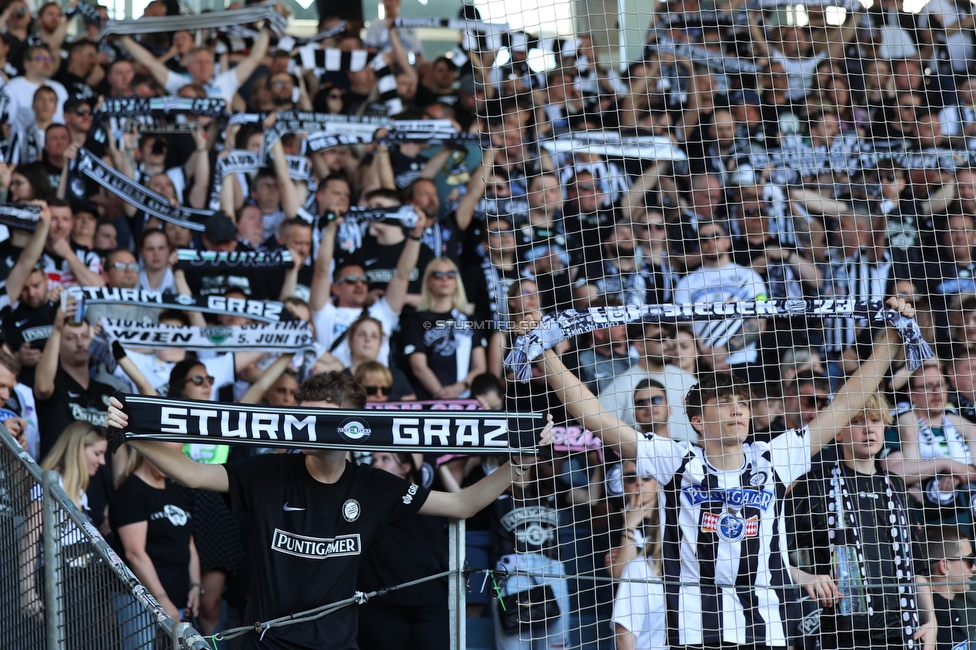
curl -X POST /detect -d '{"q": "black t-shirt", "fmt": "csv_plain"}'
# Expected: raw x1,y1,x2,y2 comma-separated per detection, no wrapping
225,455,429,650
934,592,968,650
2,300,56,387
53,69,96,100
110,474,193,609
402,309,486,400
41,152,63,191
37,368,114,458
351,237,435,296
788,464,917,643
490,492,560,558
0,239,23,292
180,242,271,301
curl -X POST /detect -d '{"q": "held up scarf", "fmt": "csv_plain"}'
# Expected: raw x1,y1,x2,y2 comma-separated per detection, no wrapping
101,319,315,352
365,399,481,410
208,151,313,209
538,132,688,161
505,299,932,382
108,393,544,453
98,3,286,38
827,464,919,648
64,286,296,324
276,21,348,51
320,205,419,229
74,148,212,232
0,203,40,232
98,97,227,120
292,46,375,74
175,249,294,271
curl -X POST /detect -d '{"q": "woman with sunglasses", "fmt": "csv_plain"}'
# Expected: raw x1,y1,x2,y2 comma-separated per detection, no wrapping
344,316,414,401
404,258,486,400
353,361,397,404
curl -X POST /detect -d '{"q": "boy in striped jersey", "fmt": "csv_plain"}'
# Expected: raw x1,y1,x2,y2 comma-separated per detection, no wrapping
541,297,915,650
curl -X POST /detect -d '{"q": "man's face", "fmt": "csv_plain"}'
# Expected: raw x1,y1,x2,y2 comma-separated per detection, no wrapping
786,382,831,429
236,207,264,245
318,179,350,215
140,232,169,271
270,73,295,104
634,388,670,433
569,174,603,213
24,48,53,79
188,50,215,84
697,223,730,261
333,265,368,307
637,325,671,365
60,323,93,366
39,4,62,31
106,251,139,289
71,44,97,75
48,206,73,242
33,91,57,122
95,224,117,251
528,176,561,211
108,62,135,94
942,538,975,597
950,354,976,399
283,224,312,260
948,216,976,261
909,366,947,414
410,180,440,220
44,127,70,158
64,103,93,134
21,269,47,308
253,177,281,212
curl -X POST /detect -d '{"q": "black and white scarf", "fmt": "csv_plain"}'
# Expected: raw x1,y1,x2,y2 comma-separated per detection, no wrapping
276,21,348,51
505,299,931,381
827,464,919,648
208,151,313,209
98,97,227,120
66,1,103,27
539,131,688,161
0,203,40,232
292,46,375,74
107,394,543,453
98,4,286,38
262,111,386,152
647,35,760,75
73,148,211,232
64,286,296,324
320,205,419,230
175,249,294,271
101,319,314,353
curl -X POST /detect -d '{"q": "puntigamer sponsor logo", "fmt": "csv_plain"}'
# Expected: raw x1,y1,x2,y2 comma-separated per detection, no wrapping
271,529,362,559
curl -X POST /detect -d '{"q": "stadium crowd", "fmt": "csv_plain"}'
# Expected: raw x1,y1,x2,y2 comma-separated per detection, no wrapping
8,0,976,648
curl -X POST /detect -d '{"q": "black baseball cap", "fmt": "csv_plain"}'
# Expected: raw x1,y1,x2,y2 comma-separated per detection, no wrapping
204,212,237,244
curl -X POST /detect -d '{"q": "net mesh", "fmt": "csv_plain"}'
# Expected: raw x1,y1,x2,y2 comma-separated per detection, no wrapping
472,0,976,648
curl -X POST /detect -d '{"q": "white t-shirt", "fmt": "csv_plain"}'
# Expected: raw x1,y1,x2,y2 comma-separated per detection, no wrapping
2,76,67,133
164,68,241,105
312,298,400,368
112,349,235,398
673,262,768,366
612,557,667,650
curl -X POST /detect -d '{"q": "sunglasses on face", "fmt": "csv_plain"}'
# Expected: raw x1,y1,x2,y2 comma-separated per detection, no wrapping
799,394,831,409
339,275,368,285
186,375,215,386
364,385,391,396
431,270,457,279
634,396,666,408
698,231,726,241
72,108,92,116
112,262,139,272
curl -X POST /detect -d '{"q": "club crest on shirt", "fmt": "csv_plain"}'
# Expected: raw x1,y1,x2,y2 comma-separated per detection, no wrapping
701,512,758,542
682,485,773,511
342,499,360,522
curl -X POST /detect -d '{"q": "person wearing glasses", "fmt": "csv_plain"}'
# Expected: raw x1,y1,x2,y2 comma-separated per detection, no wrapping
83,248,161,326
353,361,402,404
777,370,833,433
2,43,67,133
403,258,486,400
787,391,936,650
885,361,976,539
343,317,414,401
673,219,769,371
920,524,974,650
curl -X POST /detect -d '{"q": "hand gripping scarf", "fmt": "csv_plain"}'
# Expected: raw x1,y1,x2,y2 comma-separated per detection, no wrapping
107,393,544,454
505,299,932,382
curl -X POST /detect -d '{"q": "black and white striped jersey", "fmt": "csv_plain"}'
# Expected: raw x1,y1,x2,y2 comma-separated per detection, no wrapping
636,427,811,647
822,249,892,356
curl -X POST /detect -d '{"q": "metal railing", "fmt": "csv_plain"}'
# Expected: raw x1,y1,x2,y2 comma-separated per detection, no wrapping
0,426,209,650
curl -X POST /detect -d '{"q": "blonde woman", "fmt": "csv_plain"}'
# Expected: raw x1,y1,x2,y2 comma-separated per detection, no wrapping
20,422,108,623
403,258,487,399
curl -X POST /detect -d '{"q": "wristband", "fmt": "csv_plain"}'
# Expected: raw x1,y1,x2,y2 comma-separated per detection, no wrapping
407,234,421,241
189,582,204,594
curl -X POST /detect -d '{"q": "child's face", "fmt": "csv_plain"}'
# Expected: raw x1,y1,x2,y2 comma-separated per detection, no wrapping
838,413,885,461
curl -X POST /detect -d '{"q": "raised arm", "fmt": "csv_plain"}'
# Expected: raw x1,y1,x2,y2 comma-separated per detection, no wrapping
6,202,51,303
106,397,229,491
541,348,641,459
270,140,299,219
453,148,493,232
309,218,339,312
384,220,423,313
806,298,913,456
233,26,271,85
420,417,554,518
238,353,295,404
118,36,174,89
